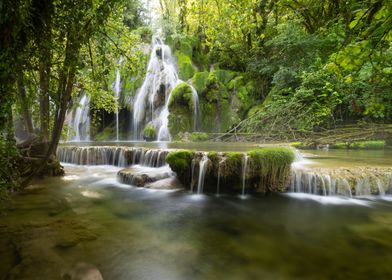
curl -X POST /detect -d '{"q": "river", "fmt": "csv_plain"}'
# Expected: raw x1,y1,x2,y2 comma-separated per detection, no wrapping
1,144,392,279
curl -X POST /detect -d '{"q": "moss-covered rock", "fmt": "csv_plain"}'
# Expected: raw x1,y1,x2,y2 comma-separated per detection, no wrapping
142,123,156,141
168,83,196,139
166,148,295,194
192,71,209,93
248,148,295,192
176,52,195,81
166,150,195,184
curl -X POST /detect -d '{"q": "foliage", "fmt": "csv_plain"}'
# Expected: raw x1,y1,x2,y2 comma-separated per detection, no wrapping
0,137,21,202
143,123,156,141
190,132,209,142
350,141,385,150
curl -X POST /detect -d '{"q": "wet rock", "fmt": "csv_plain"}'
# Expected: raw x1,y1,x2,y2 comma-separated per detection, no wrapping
118,165,174,187
145,177,183,190
62,263,103,280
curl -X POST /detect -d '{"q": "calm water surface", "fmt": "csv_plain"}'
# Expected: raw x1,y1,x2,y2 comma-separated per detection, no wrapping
1,161,392,280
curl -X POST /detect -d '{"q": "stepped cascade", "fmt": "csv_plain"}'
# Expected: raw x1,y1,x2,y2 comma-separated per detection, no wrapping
66,93,91,141
57,146,168,168
132,37,199,141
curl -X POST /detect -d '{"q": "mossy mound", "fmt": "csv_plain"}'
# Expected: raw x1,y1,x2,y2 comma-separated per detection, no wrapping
192,71,209,93
166,147,295,194
248,148,295,192
176,52,195,81
166,150,195,184
142,123,156,141
168,83,196,139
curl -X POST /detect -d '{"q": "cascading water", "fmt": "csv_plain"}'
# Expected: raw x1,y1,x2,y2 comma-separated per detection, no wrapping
241,155,248,196
57,146,168,168
291,150,392,197
113,59,122,141
132,37,200,141
67,93,91,141
197,154,209,194
216,157,225,196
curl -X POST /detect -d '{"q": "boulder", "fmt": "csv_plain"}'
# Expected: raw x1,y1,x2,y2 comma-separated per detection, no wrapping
118,165,174,187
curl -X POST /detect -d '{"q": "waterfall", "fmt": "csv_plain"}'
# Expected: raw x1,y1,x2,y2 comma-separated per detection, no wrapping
197,154,209,194
113,68,122,141
132,37,199,141
67,93,91,141
57,146,168,168
190,158,196,192
290,166,391,197
241,155,248,196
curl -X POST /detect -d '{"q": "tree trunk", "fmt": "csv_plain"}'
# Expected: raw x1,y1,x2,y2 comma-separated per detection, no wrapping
39,52,50,140
17,71,34,134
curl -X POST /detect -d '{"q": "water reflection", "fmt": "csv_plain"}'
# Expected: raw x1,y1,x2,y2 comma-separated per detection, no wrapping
1,165,392,279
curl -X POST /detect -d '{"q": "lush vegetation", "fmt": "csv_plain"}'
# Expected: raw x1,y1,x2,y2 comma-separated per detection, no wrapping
1,0,391,194
158,0,392,139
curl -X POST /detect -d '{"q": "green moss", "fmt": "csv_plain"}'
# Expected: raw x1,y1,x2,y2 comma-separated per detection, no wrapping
192,72,209,93
142,123,156,141
168,83,196,138
222,152,243,177
166,150,195,184
248,148,295,192
169,82,195,111
176,52,195,81
214,69,236,84
190,132,209,142
349,140,385,150
330,142,349,149
95,126,115,141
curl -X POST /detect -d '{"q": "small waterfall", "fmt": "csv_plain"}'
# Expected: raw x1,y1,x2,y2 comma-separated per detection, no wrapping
67,94,91,141
290,166,392,197
216,159,224,195
241,155,248,196
113,65,122,141
197,154,209,194
132,37,200,141
57,146,168,168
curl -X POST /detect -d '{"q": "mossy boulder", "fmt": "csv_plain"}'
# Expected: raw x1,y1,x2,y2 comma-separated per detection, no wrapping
166,150,195,184
168,83,196,139
166,148,295,194
248,148,295,192
142,123,156,141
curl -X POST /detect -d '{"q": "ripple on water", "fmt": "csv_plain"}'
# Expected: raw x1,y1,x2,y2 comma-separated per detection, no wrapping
285,193,372,206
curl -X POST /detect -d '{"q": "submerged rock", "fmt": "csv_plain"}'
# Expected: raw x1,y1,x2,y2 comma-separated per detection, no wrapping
145,177,183,190
62,263,103,280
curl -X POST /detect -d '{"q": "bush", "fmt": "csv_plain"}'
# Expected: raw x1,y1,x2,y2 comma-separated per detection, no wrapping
350,140,385,150
190,132,209,142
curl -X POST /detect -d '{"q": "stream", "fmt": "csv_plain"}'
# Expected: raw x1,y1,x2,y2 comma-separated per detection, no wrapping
1,144,392,279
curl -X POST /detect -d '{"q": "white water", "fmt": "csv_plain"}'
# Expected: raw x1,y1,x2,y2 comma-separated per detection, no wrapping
197,154,209,194
113,65,122,141
67,93,91,141
132,37,199,141
290,150,391,198
241,155,248,196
